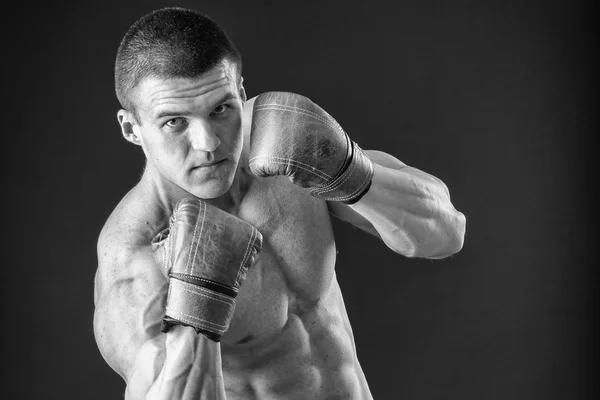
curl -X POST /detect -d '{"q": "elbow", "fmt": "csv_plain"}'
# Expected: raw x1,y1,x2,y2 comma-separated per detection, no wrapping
446,214,466,256
399,210,466,260
425,210,467,259
382,210,467,260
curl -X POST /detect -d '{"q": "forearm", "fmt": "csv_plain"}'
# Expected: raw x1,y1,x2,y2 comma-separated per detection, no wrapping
245,91,465,258
349,161,466,258
126,327,227,400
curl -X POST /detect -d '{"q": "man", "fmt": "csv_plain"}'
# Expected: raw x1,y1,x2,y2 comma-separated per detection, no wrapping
94,7,466,400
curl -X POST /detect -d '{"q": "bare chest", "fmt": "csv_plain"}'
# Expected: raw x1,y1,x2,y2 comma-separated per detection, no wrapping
220,177,337,345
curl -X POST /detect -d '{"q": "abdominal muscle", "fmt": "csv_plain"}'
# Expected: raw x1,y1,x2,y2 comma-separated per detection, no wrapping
220,280,373,400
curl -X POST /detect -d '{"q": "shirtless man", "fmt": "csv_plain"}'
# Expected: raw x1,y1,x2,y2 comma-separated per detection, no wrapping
93,7,466,399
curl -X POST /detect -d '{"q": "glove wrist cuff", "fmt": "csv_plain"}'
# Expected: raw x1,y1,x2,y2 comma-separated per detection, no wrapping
169,272,239,298
162,277,236,342
310,141,374,203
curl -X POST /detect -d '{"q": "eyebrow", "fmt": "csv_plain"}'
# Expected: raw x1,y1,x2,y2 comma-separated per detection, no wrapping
153,93,238,121
154,110,186,120
207,93,237,111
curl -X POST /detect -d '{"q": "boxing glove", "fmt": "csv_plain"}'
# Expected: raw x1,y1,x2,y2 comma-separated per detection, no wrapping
249,91,374,204
151,198,263,342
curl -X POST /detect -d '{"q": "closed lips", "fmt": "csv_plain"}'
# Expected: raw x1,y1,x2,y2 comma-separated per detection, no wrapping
195,159,225,168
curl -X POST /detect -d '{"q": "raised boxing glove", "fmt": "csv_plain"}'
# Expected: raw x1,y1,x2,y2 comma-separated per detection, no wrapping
151,198,263,342
249,91,374,204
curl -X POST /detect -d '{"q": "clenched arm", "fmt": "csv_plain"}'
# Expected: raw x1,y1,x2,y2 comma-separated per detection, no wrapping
93,249,227,400
329,150,466,259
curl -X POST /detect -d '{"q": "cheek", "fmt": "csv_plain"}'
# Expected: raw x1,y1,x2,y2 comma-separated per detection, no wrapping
222,114,243,151
143,130,188,167
159,138,184,158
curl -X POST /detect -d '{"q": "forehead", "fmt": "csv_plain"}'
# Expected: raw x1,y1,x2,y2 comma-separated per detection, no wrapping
133,60,240,116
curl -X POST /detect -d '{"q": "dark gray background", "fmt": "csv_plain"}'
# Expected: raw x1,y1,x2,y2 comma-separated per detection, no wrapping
3,0,596,399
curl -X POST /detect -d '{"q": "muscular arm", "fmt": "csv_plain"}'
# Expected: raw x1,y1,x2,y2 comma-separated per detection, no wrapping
328,150,466,259
93,248,227,400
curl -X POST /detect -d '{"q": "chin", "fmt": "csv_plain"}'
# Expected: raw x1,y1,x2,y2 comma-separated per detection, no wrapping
188,179,233,200
183,159,240,200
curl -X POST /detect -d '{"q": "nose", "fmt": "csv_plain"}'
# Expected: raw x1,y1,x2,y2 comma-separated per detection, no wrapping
189,120,221,152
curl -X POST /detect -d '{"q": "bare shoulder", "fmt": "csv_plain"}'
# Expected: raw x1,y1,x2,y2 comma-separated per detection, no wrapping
95,187,161,299
93,187,168,379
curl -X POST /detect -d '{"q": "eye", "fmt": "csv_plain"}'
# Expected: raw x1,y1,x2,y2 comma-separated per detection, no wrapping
211,104,230,115
165,117,185,127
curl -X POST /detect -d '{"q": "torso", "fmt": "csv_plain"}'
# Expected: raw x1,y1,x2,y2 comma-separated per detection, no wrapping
219,172,371,399
96,101,373,399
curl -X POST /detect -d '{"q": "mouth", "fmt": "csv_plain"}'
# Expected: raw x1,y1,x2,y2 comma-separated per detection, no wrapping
192,158,226,169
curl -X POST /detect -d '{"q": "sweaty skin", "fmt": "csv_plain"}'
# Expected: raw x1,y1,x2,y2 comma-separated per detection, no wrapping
94,64,465,399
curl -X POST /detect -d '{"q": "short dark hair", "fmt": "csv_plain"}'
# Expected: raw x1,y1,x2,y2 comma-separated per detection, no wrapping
115,7,242,117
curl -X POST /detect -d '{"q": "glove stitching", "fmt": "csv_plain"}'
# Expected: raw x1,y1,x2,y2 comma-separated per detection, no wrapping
313,154,357,196
310,150,358,197
256,103,342,134
249,156,333,179
166,218,175,274
172,280,235,305
327,156,374,201
311,146,374,201
164,233,171,274
236,227,256,287
188,201,206,275
255,105,346,140
166,310,228,331
250,157,332,181
255,104,344,135
177,275,234,291
329,171,372,201
183,284,235,306
328,159,373,201
256,104,328,124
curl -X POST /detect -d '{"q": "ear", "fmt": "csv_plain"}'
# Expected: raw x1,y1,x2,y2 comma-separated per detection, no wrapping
117,109,142,146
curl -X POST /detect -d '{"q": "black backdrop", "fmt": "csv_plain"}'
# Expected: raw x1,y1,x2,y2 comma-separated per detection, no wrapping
3,0,596,399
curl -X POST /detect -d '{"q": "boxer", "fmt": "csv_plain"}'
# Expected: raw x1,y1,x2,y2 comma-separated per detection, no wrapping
94,7,466,399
